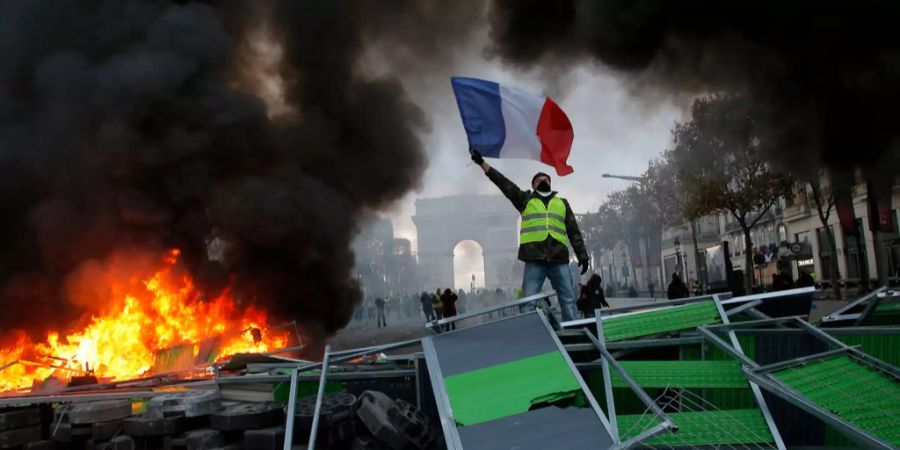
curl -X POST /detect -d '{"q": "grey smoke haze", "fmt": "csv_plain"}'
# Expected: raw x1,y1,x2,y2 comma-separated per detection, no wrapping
0,0,482,340
6,0,889,340
488,0,900,180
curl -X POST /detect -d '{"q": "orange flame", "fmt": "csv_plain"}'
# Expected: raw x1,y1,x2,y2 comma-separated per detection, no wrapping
0,249,291,392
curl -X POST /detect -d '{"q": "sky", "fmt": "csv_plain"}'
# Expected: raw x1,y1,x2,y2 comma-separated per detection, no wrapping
366,26,689,288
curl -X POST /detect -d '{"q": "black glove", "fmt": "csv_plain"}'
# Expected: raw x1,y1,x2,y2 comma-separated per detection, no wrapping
470,148,484,165
579,260,589,275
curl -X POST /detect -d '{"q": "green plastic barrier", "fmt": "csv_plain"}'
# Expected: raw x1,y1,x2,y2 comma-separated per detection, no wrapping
443,351,581,426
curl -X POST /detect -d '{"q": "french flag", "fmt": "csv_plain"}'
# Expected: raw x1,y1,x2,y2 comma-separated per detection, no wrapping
451,77,575,176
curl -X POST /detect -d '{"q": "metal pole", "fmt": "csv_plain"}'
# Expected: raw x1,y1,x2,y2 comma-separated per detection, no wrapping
329,337,422,357
704,315,806,330
820,286,887,322
307,345,331,450
593,309,619,443
697,326,756,367
0,361,18,373
282,368,300,450
414,358,422,409
854,293,885,325
794,319,900,378
582,331,675,426
711,295,786,450
752,347,856,374
612,421,672,450
421,338,462,450
262,343,308,356
745,371,897,450
535,309,615,436
725,299,763,317
606,336,704,350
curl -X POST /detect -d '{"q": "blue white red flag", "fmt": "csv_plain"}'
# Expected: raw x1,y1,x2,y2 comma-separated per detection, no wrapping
451,77,575,176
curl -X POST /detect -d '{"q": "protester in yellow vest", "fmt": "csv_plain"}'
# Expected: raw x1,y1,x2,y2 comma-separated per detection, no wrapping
471,150,589,321
433,288,444,320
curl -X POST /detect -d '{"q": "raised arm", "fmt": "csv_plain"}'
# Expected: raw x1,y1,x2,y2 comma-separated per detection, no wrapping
471,149,530,212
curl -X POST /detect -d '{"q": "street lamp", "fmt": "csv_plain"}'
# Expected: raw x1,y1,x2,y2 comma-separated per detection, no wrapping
601,173,647,183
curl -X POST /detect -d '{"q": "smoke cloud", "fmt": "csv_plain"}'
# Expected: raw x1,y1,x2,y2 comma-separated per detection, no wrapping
0,0,478,341
488,0,900,180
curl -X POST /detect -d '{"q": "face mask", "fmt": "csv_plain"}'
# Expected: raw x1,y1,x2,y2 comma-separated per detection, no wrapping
536,180,551,193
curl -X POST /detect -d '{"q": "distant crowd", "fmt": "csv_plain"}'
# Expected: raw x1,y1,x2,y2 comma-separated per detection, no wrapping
353,287,529,328
354,265,821,331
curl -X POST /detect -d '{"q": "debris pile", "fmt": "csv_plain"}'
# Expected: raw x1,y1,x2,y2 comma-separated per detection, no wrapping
0,287,897,449
0,338,438,450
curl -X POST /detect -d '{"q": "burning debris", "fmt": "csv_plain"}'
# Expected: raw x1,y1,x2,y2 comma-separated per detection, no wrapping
0,249,291,392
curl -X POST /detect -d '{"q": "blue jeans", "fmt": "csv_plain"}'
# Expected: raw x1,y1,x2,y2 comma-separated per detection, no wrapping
520,261,577,321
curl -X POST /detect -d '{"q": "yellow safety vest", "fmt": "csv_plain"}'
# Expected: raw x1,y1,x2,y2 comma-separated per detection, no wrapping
520,197,569,246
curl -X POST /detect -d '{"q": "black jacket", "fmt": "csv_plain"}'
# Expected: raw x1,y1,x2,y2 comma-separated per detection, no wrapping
667,279,689,300
420,292,433,310
486,167,589,264
578,274,609,312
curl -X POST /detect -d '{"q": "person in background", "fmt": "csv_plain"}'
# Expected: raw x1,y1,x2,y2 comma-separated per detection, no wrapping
367,297,375,321
577,273,610,318
627,285,638,298
648,281,656,298
667,273,689,299
420,291,436,322
771,272,793,291
374,297,387,328
772,260,794,291
433,288,444,321
457,289,468,314
494,287,508,317
690,279,703,296
441,288,459,331
384,295,393,319
796,269,815,288
605,284,615,299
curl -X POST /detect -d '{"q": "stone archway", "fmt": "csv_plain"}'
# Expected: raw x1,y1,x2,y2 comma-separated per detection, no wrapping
413,194,521,292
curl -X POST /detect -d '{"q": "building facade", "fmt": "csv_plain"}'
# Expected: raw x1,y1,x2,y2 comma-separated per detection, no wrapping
660,183,900,292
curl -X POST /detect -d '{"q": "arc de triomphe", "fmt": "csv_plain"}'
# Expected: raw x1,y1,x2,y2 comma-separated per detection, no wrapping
413,194,522,292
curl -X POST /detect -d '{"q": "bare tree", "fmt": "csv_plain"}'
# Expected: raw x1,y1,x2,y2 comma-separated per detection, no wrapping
646,154,705,285
671,94,793,292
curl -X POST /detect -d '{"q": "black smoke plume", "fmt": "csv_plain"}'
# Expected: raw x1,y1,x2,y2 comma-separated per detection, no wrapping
0,0,477,342
488,0,900,181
